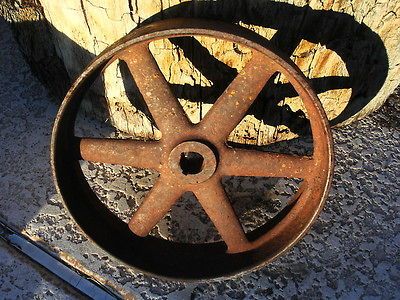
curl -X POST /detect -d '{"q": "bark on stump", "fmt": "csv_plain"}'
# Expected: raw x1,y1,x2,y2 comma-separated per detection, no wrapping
1,0,399,145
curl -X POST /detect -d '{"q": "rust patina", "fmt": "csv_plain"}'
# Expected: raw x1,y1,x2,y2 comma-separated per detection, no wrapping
52,18,334,280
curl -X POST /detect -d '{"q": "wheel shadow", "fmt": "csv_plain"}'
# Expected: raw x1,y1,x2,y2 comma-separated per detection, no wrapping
139,0,388,127
5,1,389,133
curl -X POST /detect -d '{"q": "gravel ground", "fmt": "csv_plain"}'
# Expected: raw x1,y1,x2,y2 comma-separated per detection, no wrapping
0,18,399,299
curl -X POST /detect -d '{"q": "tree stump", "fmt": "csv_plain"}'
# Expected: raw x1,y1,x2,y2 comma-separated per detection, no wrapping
1,0,399,145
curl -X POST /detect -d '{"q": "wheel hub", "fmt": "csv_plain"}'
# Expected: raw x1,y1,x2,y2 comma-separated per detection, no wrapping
168,141,217,184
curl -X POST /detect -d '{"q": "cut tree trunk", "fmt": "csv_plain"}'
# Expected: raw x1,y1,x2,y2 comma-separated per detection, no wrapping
1,0,399,145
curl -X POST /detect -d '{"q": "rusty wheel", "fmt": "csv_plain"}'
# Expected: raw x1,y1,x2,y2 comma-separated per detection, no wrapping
52,18,333,280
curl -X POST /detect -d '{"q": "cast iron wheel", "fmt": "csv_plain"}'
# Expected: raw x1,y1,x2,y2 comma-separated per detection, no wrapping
51,18,334,280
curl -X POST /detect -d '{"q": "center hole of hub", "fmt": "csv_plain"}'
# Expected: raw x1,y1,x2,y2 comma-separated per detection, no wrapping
179,152,204,175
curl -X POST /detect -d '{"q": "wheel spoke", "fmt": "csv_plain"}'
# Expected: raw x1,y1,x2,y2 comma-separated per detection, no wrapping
77,137,163,170
128,177,183,236
120,43,191,133
219,148,313,178
194,178,250,253
199,51,276,141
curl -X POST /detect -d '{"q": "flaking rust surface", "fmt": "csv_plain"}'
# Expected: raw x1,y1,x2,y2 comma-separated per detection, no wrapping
0,19,399,299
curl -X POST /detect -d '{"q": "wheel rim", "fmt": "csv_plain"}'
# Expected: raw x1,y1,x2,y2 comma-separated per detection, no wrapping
51,18,334,280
